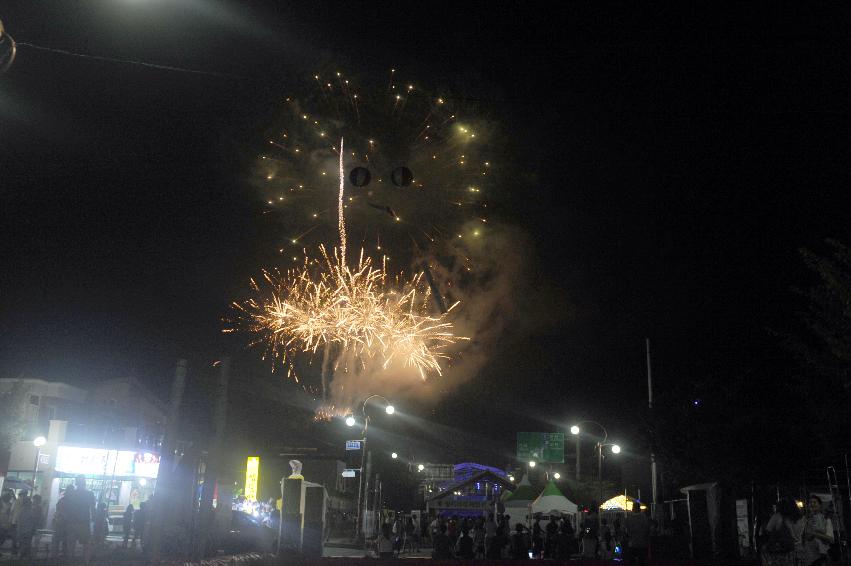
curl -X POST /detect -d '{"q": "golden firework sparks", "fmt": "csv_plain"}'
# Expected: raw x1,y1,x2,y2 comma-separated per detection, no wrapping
227,245,462,380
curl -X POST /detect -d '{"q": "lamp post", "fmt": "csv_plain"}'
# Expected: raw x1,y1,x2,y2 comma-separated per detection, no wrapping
32,436,46,493
570,422,620,535
347,394,394,539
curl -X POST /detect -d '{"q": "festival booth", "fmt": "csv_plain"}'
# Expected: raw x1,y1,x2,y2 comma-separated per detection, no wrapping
599,494,645,528
502,474,540,522
530,480,579,528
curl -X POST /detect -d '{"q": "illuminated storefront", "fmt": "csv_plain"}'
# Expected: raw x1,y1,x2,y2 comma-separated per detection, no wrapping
47,445,161,526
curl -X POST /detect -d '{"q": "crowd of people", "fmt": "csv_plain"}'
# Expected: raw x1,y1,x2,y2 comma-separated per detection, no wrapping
761,495,837,566
0,487,44,557
1,474,154,559
370,503,655,562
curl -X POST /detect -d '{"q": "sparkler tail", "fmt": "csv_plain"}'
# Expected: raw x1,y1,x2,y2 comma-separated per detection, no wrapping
226,245,464,386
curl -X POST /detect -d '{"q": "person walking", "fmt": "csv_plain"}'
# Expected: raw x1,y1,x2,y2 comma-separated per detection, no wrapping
802,496,834,566
545,516,559,558
122,504,134,548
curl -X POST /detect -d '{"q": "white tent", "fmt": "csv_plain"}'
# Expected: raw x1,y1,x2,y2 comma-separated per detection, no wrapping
530,480,578,518
502,474,539,519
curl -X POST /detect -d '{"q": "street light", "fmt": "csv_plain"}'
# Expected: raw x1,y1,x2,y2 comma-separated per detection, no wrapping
508,475,515,482
554,472,561,480
32,436,47,493
571,420,620,534
391,452,398,459
349,394,394,539
528,461,536,468
570,420,609,482
418,464,425,472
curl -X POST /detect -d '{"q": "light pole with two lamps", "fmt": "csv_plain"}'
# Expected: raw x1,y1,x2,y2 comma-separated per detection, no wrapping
570,422,620,534
345,395,395,539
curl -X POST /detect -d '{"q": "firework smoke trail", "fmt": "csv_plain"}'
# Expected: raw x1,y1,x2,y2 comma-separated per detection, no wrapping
337,137,347,261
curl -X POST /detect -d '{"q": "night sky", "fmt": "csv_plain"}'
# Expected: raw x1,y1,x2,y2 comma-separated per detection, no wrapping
3,3,851,482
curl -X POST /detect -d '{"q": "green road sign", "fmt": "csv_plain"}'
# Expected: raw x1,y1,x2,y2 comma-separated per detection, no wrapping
517,432,565,463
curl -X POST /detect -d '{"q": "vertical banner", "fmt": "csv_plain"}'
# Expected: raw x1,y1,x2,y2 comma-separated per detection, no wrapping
245,456,260,501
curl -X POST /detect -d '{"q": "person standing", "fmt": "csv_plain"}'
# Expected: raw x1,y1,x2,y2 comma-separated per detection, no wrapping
803,496,834,566
455,526,475,559
761,498,801,566
0,491,14,555
625,503,651,566
133,501,147,549
122,504,134,548
510,523,530,559
14,497,37,558
9,489,25,555
484,512,498,558
431,523,454,559
93,501,109,549
50,484,73,557
65,476,95,559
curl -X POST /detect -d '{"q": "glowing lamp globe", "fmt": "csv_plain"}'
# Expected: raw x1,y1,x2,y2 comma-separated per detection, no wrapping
391,452,398,459
508,475,515,482
345,415,356,427
385,404,395,415
554,472,561,480
33,436,46,447
611,444,621,454
529,461,536,468
139,478,147,486
417,464,425,472
570,425,580,435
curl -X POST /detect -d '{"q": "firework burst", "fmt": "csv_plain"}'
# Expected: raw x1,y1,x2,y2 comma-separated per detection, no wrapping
226,245,462,380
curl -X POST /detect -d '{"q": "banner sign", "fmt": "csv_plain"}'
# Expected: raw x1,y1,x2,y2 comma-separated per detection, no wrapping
345,440,363,450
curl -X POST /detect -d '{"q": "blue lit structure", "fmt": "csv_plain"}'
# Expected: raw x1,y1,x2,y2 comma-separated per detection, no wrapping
425,463,516,517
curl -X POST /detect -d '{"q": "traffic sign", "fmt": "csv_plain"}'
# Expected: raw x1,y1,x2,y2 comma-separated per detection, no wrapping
342,469,359,478
517,432,565,463
345,440,363,450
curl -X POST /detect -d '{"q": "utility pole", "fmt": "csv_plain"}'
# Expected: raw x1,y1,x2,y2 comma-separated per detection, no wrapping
647,339,658,511
150,359,188,561
576,435,581,482
196,356,230,558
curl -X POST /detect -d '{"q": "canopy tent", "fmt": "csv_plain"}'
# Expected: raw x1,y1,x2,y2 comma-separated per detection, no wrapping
600,494,644,511
530,480,578,517
502,474,540,517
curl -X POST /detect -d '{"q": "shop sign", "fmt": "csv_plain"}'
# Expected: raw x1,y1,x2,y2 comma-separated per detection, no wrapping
245,456,260,501
55,446,160,478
